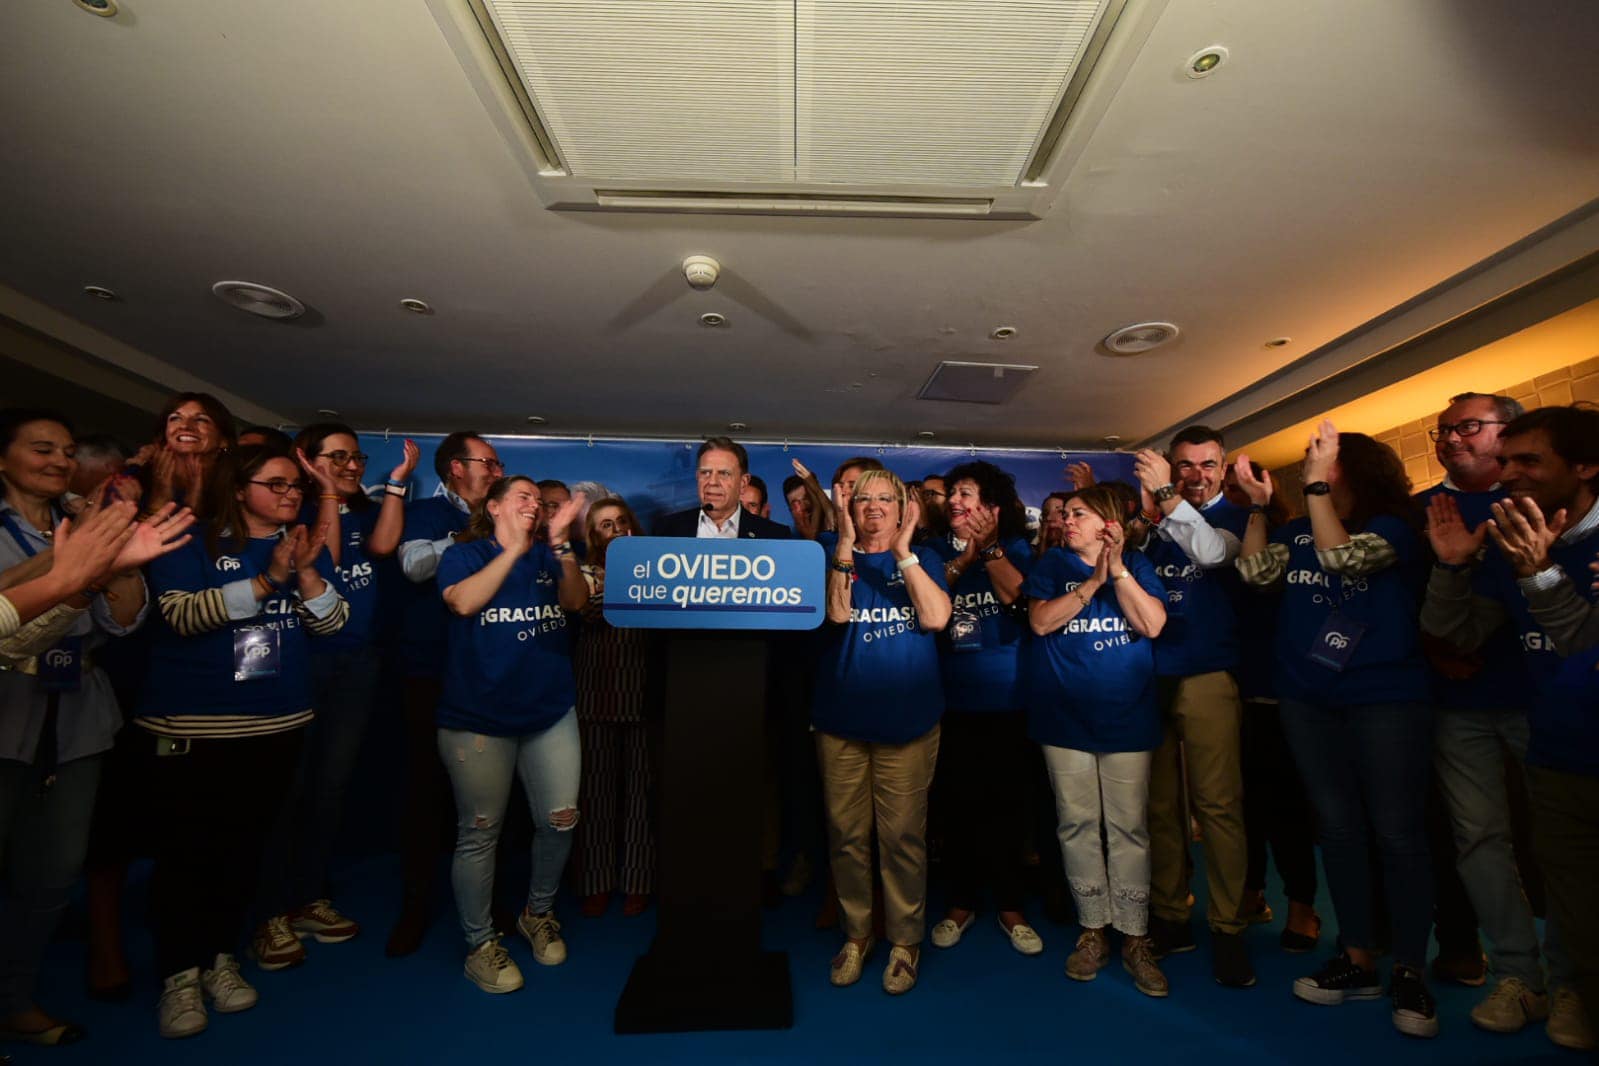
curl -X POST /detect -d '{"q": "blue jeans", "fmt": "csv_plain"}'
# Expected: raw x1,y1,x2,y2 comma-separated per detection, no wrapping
0,755,102,1014
1279,699,1434,969
439,709,581,950
258,646,383,916
1434,707,1568,988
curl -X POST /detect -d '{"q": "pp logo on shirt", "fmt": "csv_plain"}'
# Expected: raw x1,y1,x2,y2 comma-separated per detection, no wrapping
1323,631,1351,650
44,648,74,668
1294,534,1314,546
216,557,242,572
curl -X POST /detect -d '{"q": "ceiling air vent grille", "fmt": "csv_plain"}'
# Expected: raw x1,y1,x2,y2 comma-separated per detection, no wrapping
445,0,1149,217
918,361,1039,405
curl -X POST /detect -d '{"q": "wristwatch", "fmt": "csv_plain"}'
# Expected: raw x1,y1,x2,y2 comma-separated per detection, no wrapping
979,543,1005,562
1153,484,1177,503
1303,481,1332,496
1113,569,1132,581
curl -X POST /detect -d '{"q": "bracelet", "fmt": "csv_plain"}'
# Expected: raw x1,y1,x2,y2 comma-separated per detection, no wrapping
831,560,855,574
1248,504,1267,515
1072,587,1091,608
253,574,276,598
320,493,341,501
895,554,922,572
385,486,406,498
386,478,406,488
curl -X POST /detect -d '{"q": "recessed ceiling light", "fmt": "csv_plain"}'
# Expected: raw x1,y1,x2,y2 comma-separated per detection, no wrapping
917,431,936,439
317,409,339,417
72,0,118,16
700,312,728,328
1102,321,1180,356
1185,45,1229,79
211,280,306,320
728,421,748,432
399,298,434,315
1264,336,1291,348
990,326,1017,340
83,285,118,301
526,415,547,425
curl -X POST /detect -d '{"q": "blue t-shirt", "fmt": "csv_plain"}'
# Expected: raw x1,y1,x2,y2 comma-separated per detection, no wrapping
812,533,947,744
436,538,576,737
1477,527,1599,778
1145,496,1249,677
927,536,1033,712
303,502,381,654
1413,484,1531,712
1269,514,1429,707
1022,548,1165,753
398,496,471,679
140,535,332,720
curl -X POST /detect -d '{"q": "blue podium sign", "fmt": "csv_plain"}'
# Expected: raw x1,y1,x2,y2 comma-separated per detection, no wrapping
603,538,825,631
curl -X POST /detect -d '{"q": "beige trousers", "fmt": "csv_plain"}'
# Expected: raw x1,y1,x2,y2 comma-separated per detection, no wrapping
815,725,941,947
1148,670,1249,934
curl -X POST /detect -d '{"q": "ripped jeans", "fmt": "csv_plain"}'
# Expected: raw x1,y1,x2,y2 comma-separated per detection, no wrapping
1042,746,1153,936
438,709,581,951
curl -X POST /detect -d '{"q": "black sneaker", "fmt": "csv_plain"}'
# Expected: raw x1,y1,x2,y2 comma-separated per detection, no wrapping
1212,930,1256,988
1148,916,1196,960
1390,966,1440,1038
1292,954,1383,1005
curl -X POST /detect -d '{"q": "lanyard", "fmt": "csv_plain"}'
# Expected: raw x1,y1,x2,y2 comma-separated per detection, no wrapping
0,506,62,560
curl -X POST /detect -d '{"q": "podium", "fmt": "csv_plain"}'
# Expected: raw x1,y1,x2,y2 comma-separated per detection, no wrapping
604,538,823,1034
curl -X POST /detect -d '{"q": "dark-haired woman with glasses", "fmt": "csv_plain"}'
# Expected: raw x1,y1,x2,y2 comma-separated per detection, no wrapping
250,424,409,967
136,445,347,1039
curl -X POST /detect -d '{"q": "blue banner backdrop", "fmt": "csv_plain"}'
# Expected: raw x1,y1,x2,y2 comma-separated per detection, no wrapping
353,434,1136,531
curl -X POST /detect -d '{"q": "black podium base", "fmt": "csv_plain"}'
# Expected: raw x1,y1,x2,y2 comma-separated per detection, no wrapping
614,949,793,1034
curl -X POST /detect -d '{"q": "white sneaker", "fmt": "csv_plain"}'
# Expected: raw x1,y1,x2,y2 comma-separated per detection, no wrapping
517,910,567,966
930,911,976,949
464,936,524,994
158,968,208,1039
202,953,259,1014
1000,917,1044,956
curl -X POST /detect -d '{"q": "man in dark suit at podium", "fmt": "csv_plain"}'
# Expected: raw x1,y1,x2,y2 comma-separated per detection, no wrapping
653,437,792,541
619,435,796,1031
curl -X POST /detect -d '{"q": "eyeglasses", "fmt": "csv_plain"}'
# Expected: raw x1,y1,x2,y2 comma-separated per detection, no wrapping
920,489,947,500
853,493,899,505
318,450,369,467
456,457,505,472
249,479,310,496
1428,419,1508,442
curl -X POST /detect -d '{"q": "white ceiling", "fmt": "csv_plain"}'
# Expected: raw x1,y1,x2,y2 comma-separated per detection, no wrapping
2,0,1597,449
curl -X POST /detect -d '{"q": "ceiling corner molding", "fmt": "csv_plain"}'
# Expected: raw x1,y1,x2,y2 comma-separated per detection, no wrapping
0,285,290,427
1138,199,1599,451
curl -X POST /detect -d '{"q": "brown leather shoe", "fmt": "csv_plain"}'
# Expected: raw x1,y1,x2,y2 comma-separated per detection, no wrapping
1065,927,1111,982
1122,935,1170,998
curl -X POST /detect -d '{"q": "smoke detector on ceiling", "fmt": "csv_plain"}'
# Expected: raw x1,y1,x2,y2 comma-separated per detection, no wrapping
211,281,306,320
1102,321,1180,356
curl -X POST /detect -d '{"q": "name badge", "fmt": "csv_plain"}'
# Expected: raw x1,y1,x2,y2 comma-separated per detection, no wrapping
37,636,83,692
1308,616,1367,672
234,625,282,681
947,605,983,653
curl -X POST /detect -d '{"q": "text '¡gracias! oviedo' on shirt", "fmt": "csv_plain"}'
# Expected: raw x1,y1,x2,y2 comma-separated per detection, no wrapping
627,551,804,609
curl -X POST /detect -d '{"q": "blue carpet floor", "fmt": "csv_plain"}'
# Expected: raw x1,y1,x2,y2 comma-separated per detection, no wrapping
16,847,1583,1065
